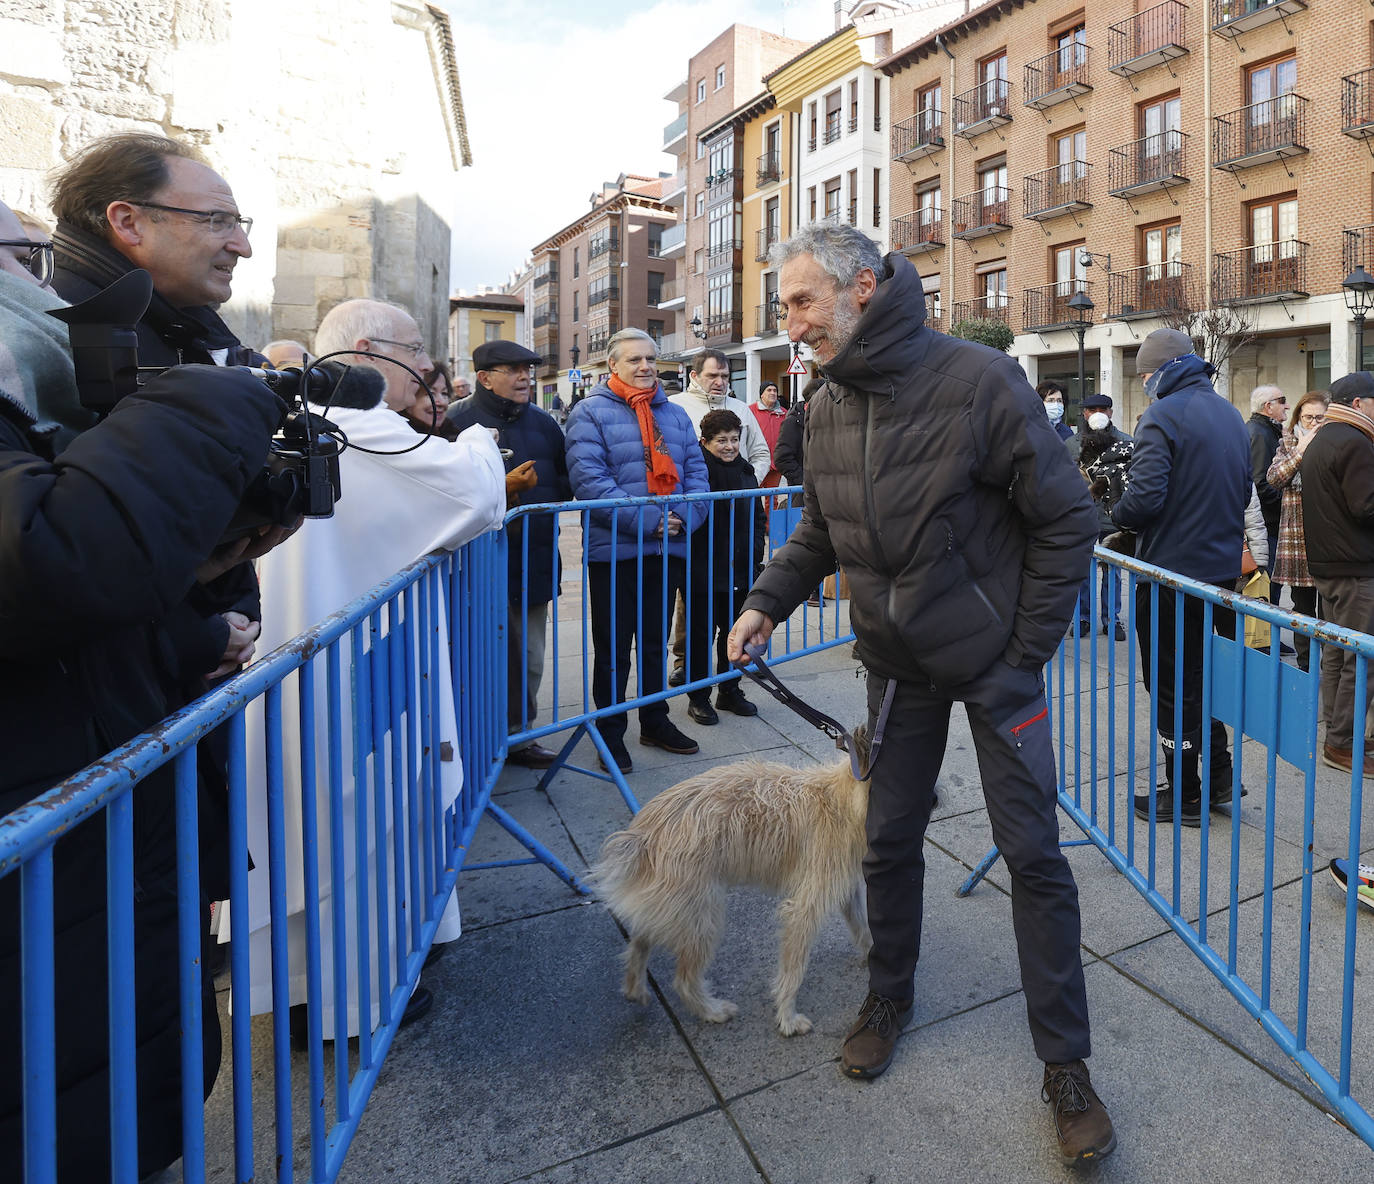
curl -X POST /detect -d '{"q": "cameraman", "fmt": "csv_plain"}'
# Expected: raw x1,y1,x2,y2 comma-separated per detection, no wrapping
0,199,285,1178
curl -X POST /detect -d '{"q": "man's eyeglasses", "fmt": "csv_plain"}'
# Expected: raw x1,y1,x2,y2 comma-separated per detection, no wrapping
129,202,253,237
488,365,534,376
0,239,53,286
371,338,427,358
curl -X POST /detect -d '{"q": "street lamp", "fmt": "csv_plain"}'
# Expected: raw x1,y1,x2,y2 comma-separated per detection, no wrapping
1067,287,1095,404
1343,265,1374,371
690,314,706,340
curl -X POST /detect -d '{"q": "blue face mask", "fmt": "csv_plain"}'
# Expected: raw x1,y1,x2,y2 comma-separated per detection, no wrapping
1046,402,1064,424
1144,369,1166,402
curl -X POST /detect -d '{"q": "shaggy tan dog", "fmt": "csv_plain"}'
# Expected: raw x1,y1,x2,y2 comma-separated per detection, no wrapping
592,732,871,1035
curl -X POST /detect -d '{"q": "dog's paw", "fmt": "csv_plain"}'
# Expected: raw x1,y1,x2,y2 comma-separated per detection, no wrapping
701,999,739,1023
623,983,651,1005
777,1011,813,1036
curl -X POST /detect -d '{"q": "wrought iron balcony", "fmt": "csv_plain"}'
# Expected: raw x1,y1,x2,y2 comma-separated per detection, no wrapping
1107,130,1189,196
847,199,859,227
1109,1,1190,76
1024,163,1092,221
925,295,942,330
952,187,1012,239
1343,70,1374,140
588,234,620,261
755,302,783,335
1213,94,1308,172
1344,224,1374,275
1022,281,1094,333
704,312,741,342
757,150,781,185
1213,240,1309,305
532,303,558,329
706,167,744,200
1106,261,1196,319
1023,44,1092,111
1212,0,1306,37
824,113,842,144
588,282,620,308
953,78,1012,138
950,296,1011,328
892,110,945,162
891,208,944,254
756,226,780,262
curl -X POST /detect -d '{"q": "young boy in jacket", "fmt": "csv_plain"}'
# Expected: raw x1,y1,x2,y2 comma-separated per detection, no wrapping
686,410,763,725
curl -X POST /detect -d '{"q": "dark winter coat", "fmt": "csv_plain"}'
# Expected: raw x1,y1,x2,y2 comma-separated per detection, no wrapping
774,398,806,487
1111,353,1251,584
1247,411,1283,533
1300,420,1374,578
692,447,766,596
1067,424,1135,534
447,382,572,603
564,381,709,563
743,252,1097,688
0,364,282,1181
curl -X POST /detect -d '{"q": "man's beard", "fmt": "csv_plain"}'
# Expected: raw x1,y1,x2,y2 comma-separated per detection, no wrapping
806,291,863,361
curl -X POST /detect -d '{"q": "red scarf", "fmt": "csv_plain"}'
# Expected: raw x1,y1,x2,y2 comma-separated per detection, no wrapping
607,373,680,495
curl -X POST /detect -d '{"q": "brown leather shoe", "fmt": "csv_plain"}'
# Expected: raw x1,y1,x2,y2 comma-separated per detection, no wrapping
1042,1060,1116,1164
1322,742,1374,777
840,991,912,1079
506,742,558,769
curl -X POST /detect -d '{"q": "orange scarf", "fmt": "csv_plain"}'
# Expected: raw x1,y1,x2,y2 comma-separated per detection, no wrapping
607,373,680,495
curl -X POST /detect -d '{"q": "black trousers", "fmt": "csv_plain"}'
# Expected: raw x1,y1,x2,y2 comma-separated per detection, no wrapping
685,554,747,703
863,661,1091,1064
588,557,683,741
1133,582,1236,795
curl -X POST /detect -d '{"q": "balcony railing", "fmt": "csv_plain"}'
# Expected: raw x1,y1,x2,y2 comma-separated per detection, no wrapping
953,78,1012,138
588,283,620,308
1213,94,1308,171
1212,0,1306,37
588,234,620,261
586,333,611,357
891,207,944,254
532,303,558,329
1022,281,1094,332
757,150,781,185
1107,130,1189,196
706,239,743,271
1344,224,1374,275
657,277,684,305
1108,1,1190,76
539,351,559,372
1213,240,1309,304
1024,163,1092,221
756,225,780,262
1023,44,1092,111
1106,261,1196,319
892,110,945,162
755,302,783,335
952,187,1012,238
660,223,686,256
533,269,558,289
849,114,859,134
663,111,688,153
657,332,687,358
824,112,842,144
925,296,942,330
706,166,744,200
1343,70,1374,140
847,199,859,227
950,296,1011,328
704,312,741,341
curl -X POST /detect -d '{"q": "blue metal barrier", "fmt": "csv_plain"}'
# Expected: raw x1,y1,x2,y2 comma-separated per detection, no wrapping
961,545,1374,1148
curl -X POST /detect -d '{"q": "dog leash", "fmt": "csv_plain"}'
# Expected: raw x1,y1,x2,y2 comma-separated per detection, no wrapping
738,642,895,780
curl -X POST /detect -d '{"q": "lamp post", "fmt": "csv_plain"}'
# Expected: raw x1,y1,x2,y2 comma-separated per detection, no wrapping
1343,265,1374,372
1067,288,1095,404
690,313,706,340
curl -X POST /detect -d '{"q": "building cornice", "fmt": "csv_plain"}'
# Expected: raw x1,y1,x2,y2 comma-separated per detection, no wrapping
765,25,862,106
392,2,472,168
878,0,1026,76
699,90,778,142
531,191,677,253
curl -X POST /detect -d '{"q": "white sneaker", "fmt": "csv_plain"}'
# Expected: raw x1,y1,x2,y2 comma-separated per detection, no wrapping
1328,858,1374,912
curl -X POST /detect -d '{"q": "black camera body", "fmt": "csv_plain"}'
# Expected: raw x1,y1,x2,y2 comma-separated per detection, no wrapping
49,269,343,542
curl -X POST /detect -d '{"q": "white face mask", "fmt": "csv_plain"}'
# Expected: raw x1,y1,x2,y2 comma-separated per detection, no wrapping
1046,402,1064,424
1087,412,1110,431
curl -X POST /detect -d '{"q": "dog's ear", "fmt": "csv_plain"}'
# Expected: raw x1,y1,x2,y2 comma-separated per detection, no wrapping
849,722,871,777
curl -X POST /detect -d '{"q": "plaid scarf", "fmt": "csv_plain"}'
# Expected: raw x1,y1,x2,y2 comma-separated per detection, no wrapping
607,373,679,495
1324,402,1374,446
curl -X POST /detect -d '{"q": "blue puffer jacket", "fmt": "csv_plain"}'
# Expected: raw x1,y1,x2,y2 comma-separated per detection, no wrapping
1111,353,1251,584
565,382,710,562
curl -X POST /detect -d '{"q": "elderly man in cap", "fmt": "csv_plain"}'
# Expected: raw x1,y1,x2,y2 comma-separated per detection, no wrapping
1299,371,1374,776
448,340,572,767
1111,328,1251,823
1066,392,1134,640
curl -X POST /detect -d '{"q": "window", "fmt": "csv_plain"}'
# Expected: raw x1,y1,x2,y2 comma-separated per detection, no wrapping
765,196,780,242
1249,194,1299,254
765,121,781,161
647,223,662,256
847,169,859,225
808,185,817,221
572,292,579,320
707,204,734,264
824,89,842,143
916,181,942,234
873,167,882,228
1139,94,1181,152
1141,220,1182,279
922,272,941,322
917,82,943,137
824,176,842,219
707,135,735,182
1054,23,1087,74
1051,241,1087,293
573,247,580,278
708,270,733,321
980,52,1008,110
980,264,1009,310
696,79,706,103
647,272,664,304
1053,128,1088,181
695,192,705,218
1246,55,1298,149
874,76,882,131
715,64,726,90
483,321,502,342
648,319,665,345
849,79,860,133
696,137,706,159
808,101,818,151
978,159,1008,201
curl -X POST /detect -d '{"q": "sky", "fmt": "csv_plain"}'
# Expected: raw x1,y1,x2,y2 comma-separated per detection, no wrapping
446,0,838,294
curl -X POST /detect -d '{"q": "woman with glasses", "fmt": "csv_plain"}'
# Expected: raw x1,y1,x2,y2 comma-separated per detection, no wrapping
1267,389,1330,671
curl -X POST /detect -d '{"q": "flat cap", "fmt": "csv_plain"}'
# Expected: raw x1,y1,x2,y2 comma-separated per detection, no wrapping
473,339,542,370
1081,393,1113,410
1329,371,1374,405
1135,328,1195,374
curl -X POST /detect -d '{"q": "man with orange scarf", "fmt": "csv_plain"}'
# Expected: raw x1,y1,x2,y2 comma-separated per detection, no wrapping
565,328,710,774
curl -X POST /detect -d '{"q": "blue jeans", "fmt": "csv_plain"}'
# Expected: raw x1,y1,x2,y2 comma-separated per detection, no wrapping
1078,537,1122,628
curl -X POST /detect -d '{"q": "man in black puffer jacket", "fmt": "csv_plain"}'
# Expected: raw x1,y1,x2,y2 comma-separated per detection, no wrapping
729,224,1112,1165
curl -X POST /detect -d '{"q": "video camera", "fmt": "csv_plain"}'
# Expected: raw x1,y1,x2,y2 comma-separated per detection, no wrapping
50,269,343,542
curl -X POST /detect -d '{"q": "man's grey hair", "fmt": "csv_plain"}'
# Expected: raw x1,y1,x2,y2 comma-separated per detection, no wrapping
315,298,414,359
769,222,884,290
607,327,657,364
1250,384,1283,414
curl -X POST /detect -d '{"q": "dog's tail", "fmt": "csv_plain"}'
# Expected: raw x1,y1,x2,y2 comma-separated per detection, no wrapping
588,828,651,909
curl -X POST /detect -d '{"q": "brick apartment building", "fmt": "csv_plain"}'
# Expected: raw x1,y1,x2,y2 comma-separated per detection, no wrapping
882,0,1374,425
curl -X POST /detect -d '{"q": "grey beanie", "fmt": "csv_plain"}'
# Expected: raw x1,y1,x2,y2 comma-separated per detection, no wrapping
1135,328,1195,374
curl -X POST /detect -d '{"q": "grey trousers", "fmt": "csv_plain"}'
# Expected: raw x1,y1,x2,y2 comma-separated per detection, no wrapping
507,599,550,740
1312,574,1374,749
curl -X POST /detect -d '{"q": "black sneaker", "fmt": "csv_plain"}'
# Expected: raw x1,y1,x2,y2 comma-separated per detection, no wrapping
1133,792,1201,827
667,666,686,687
840,991,913,1079
716,688,758,717
686,699,719,726
1043,1060,1116,1164
1113,621,1127,642
599,736,633,774
640,722,699,755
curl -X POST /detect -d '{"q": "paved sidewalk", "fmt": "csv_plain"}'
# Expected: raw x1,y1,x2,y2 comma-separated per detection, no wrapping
325,626,1374,1184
